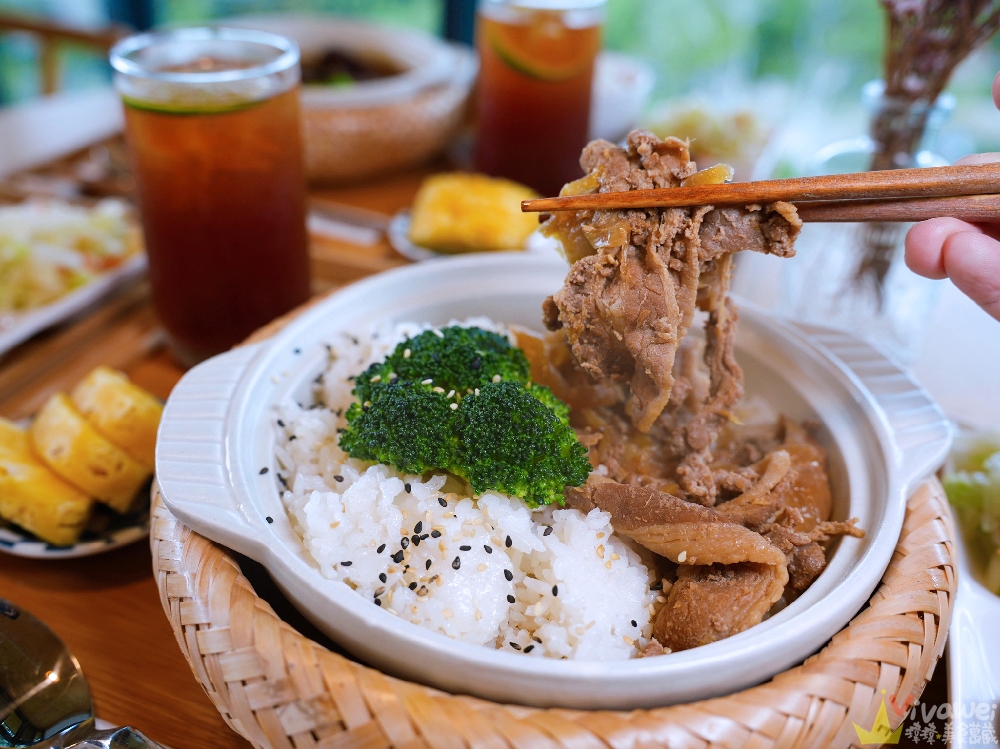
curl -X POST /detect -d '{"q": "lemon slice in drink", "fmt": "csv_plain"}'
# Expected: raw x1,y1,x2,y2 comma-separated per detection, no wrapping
486,11,597,82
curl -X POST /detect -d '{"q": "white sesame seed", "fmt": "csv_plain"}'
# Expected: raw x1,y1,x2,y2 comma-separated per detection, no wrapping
677,550,687,563
450,403,458,410
623,636,634,646
447,390,455,398
596,532,605,539
586,621,595,630
421,378,433,385
433,386,445,393
596,544,605,559
474,388,480,395
433,329,444,338
492,374,501,383
403,349,411,358
475,610,482,621
477,564,487,572
443,609,452,618
370,374,381,383
611,552,620,561
605,561,612,569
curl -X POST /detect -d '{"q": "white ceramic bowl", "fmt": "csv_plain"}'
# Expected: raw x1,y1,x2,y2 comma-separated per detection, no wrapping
157,253,951,709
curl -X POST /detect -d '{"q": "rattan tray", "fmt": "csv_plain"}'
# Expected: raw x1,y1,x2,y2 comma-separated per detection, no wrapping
150,475,954,749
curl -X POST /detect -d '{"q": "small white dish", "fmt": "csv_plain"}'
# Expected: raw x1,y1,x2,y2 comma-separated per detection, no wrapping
0,504,149,559
157,253,951,709
0,253,146,357
387,210,561,262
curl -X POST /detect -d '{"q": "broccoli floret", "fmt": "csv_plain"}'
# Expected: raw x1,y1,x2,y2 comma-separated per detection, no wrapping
453,381,591,507
353,326,530,405
339,327,590,506
338,383,458,475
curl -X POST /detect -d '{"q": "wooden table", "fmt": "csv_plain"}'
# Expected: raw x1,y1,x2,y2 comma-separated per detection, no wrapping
0,163,438,749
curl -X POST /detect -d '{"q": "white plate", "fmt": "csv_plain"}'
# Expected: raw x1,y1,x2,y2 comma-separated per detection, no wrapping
157,253,952,709
0,501,149,559
0,252,146,358
387,210,560,262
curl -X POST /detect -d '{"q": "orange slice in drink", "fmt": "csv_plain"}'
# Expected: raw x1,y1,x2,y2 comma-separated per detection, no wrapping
486,11,598,82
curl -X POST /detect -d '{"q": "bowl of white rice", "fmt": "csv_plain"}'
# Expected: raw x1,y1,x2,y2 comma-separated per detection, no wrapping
157,253,950,709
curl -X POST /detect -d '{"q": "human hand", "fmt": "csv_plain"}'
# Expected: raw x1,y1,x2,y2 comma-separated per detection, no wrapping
904,73,1000,321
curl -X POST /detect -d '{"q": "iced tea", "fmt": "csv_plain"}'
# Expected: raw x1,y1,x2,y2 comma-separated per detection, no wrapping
111,29,310,363
474,1,603,196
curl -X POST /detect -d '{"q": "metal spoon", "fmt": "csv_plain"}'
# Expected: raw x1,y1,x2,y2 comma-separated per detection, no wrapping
0,598,164,749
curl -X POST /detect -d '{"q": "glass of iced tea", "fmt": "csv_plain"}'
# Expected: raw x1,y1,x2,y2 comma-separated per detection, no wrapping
474,0,604,197
110,28,311,364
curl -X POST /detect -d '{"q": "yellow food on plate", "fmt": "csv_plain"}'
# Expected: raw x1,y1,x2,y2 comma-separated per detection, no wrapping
30,393,151,513
70,366,163,469
0,417,92,546
408,173,540,254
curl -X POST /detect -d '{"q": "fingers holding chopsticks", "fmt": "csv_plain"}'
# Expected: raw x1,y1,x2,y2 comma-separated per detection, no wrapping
906,217,1000,321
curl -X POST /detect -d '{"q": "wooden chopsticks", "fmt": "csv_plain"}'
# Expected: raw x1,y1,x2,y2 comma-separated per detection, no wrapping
520,162,1000,223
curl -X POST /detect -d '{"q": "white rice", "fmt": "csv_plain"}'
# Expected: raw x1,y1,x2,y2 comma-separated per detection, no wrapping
275,319,657,660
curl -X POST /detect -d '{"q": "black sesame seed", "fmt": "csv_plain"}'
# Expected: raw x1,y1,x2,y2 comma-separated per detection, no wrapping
431,530,441,538
374,598,382,606
507,595,516,603
379,573,387,583
392,550,404,563
341,561,352,567
425,559,432,570
334,475,344,482
414,521,422,533
438,497,448,507
459,545,471,551
260,467,269,475
411,535,420,546
390,376,399,385
650,581,663,591
377,544,386,554
288,435,297,441
361,405,369,413
408,582,417,590
470,356,481,370
293,348,301,354
524,645,534,653
484,545,493,554
505,535,512,548
401,537,409,549
452,557,461,570
403,564,410,571
543,526,553,536
504,569,513,582
552,585,558,596
510,642,522,651
265,516,273,524
533,636,542,643
278,475,288,488
631,620,637,628
405,483,412,494
351,336,358,344
277,419,285,427
419,534,429,541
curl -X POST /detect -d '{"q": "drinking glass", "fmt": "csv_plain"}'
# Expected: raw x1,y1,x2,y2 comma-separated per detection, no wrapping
474,0,605,196
110,28,311,365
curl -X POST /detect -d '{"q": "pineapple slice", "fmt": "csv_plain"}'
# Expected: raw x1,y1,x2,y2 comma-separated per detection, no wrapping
0,418,92,546
70,366,163,469
408,173,540,254
30,393,150,513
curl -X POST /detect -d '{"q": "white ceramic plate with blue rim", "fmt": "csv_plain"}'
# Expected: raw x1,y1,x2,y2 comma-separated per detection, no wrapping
387,210,561,262
0,485,150,559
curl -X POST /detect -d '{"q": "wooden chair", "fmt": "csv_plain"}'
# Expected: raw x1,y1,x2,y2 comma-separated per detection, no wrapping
0,11,129,96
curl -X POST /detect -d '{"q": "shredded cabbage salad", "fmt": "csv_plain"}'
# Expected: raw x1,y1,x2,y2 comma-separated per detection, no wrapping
0,199,140,313
944,431,1000,594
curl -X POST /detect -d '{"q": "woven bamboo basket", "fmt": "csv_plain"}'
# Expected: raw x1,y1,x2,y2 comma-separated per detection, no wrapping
150,471,954,749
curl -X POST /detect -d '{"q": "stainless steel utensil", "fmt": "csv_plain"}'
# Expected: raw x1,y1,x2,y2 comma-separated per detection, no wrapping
0,598,164,749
